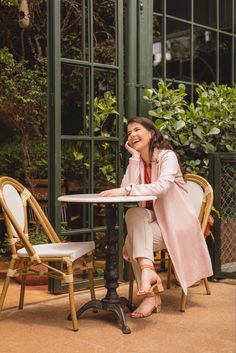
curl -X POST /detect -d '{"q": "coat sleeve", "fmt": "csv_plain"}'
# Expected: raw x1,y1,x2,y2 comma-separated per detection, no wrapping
120,157,140,188
130,151,179,197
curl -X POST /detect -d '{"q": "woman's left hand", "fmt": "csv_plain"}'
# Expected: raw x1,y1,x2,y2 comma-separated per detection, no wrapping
98,188,126,197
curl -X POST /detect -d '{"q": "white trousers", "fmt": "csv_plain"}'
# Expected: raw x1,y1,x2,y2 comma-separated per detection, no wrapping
123,207,166,289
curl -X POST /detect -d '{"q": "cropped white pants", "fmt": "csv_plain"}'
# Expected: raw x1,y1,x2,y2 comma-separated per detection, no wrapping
123,207,166,289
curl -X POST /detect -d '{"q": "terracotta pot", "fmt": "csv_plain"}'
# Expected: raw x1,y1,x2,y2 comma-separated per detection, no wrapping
16,263,48,286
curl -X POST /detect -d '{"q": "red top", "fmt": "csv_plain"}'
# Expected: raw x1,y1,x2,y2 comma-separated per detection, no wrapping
144,163,153,210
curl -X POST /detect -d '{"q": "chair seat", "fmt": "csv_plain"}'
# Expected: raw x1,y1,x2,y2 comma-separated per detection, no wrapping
17,241,95,262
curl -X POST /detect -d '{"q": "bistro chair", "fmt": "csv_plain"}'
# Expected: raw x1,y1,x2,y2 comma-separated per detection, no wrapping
27,179,79,230
0,176,96,331
128,173,214,312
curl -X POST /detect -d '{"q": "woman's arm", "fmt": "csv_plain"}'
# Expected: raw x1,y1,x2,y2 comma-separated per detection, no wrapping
130,150,179,197
120,156,140,187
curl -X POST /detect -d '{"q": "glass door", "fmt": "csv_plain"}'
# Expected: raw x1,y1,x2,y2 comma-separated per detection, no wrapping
47,0,124,293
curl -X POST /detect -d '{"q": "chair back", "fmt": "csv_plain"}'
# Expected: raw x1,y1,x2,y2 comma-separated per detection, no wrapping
185,180,204,217
185,173,214,234
0,176,60,259
2,183,25,237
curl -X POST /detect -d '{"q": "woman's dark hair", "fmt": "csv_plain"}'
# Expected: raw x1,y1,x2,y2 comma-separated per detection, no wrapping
127,116,185,175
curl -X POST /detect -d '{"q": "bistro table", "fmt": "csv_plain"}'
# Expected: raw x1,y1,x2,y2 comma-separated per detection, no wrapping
58,193,157,334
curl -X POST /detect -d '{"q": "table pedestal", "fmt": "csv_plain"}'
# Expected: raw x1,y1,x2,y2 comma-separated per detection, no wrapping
72,204,134,334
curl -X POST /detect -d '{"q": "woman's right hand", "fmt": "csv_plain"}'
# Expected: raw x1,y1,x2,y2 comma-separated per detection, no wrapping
125,141,140,159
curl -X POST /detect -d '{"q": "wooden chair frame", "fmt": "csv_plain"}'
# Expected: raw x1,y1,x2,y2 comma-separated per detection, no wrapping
0,176,96,331
129,173,214,312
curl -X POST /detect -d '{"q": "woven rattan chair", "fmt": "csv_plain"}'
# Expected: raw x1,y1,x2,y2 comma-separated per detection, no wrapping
0,176,96,331
128,173,214,312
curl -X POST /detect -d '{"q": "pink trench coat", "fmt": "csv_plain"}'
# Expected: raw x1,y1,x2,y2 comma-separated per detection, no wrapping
121,148,213,294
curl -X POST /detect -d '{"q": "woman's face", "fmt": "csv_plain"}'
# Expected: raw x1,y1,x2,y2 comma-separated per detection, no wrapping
127,122,153,153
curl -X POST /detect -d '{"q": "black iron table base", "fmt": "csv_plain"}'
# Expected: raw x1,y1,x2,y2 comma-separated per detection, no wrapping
75,297,133,334
69,204,134,334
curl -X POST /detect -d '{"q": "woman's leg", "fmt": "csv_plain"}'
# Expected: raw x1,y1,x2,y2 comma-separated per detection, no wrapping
124,207,165,318
124,207,164,291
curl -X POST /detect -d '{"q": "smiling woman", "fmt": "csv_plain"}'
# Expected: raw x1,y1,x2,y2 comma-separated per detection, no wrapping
99,116,213,319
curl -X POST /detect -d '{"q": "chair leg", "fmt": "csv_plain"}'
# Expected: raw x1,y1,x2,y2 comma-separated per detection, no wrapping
167,257,172,289
203,278,211,295
180,290,187,312
128,265,134,303
67,265,78,332
0,275,11,310
0,257,17,310
19,261,28,309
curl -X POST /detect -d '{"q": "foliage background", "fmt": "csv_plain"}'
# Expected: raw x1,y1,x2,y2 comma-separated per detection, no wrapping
144,80,236,176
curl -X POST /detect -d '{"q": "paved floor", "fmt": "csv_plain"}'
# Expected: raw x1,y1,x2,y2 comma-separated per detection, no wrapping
0,275,235,353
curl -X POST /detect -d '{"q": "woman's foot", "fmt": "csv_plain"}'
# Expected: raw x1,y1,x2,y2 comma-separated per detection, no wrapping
130,294,161,319
137,263,163,296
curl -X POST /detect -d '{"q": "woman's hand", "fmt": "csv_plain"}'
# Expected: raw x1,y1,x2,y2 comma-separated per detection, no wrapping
98,188,127,197
125,141,140,159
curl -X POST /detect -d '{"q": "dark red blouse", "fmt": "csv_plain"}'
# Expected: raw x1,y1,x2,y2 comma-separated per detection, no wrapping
144,162,153,210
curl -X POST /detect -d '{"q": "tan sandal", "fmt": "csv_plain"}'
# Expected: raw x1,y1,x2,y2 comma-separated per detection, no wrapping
137,263,164,297
130,293,161,319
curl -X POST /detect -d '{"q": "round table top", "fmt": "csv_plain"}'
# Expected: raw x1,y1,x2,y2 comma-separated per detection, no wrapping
58,193,157,204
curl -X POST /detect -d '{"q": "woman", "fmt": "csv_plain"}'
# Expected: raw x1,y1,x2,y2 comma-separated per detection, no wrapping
99,116,213,319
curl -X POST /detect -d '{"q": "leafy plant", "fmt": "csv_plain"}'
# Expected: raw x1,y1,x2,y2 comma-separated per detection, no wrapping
92,92,120,188
0,0,18,6
0,232,11,259
143,80,236,176
0,47,47,185
93,91,119,136
0,139,24,180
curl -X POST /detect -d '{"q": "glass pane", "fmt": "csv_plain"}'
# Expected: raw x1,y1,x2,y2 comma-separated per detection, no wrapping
61,140,90,230
61,64,89,136
94,141,117,193
219,34,232,84
194,27,217,84
219,0,233,33
93,0,116,65
94,230,106,278
166,19,191,82
94,69,117,97
61,0,88,60
154,0,162,13
194,0,216,28
94,70,117,136
93,204,106,227
153,16,163,78
61,140,90,191
166,0,191,20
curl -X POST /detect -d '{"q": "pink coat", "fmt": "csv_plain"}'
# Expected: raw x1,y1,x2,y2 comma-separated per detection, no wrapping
121,148,213,294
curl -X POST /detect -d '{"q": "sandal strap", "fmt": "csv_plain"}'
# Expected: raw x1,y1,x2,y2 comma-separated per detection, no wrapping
140,263,154,271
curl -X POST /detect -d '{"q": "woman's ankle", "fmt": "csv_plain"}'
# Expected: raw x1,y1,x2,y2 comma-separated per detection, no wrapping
138,258,154,271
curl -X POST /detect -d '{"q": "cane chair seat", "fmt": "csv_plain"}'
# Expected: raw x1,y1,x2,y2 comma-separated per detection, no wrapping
128,173,214,312
0,176,96,332
17,241,95,261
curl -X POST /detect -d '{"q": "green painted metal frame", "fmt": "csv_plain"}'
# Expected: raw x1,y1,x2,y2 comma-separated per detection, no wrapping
47,0,61,234
125,0,153,118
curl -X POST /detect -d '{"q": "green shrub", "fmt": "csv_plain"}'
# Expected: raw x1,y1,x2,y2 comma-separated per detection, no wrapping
0,138,48,181
143,80,236,175
0,47,47,183
0,139,24,180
